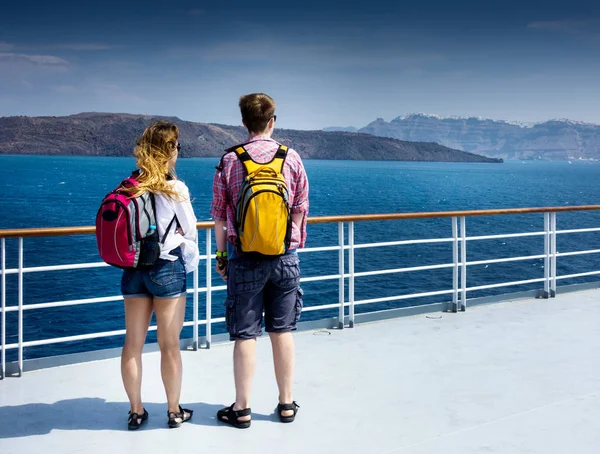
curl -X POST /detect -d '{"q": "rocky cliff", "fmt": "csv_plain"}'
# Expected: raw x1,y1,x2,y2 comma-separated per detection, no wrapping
0,113,502,162
327,114,600,161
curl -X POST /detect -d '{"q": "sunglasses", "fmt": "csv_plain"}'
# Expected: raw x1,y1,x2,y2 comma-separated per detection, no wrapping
176,143,181,152
272,115,277,122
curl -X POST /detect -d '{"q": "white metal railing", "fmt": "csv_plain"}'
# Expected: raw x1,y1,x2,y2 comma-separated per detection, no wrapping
2,207,600,378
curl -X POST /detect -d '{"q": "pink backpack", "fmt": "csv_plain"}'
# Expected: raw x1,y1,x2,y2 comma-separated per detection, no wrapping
96,171,176,269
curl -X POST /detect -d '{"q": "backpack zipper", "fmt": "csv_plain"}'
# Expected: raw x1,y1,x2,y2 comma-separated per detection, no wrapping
100,199,133,247
237,180,289,213
239,189,290,230
132,197,142,241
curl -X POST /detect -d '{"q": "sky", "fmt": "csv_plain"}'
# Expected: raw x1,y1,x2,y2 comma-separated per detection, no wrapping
1,0,600,130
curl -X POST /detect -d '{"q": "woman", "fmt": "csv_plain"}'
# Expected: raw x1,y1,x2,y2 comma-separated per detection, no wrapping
120,120,199,430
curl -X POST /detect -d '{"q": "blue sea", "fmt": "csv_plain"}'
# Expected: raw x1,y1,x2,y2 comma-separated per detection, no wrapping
1,155,600,362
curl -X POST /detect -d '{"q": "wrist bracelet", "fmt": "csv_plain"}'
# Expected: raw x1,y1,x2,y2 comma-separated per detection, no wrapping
216,250,228,258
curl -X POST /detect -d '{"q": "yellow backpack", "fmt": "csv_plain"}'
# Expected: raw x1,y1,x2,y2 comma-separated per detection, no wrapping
234,145,292,255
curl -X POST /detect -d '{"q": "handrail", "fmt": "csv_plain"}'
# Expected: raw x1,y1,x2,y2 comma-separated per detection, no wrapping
2,205,600,238
2,207,600,377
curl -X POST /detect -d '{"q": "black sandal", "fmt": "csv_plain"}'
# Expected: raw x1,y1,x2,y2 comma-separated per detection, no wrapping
277,401,299,423
217,403,252,429
127,408,148,430
167,405,193,428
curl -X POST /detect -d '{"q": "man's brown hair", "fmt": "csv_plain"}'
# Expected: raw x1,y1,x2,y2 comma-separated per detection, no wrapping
239,93,276,134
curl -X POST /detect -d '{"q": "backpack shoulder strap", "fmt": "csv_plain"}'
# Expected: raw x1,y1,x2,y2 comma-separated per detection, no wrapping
234,144,289,174
224,141,256,153
233,145,260,173
150,189,180,244
215,151,231,172
160,214,179,244
149,191,156,213
216,141,257,171
272,145,289,173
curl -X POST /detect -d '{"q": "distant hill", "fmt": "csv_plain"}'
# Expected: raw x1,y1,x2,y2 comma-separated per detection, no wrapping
326,113,600,161
323,126,358,133
0,113,501,163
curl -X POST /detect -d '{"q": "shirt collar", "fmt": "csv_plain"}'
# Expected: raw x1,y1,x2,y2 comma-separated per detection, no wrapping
246,135,276,143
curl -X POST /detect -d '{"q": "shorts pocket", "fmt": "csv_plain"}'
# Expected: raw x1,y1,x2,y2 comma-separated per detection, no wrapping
295,287,304,323
121,270,134,286
233,260,265,294
280,255,300,288
224,295,237,334
120,270,135,294
149,259,175,285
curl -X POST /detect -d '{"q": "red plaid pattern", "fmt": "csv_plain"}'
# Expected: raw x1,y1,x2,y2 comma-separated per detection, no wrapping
210,136,310,249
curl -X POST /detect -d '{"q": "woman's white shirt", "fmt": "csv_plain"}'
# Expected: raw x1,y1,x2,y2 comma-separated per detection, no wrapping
154,180,199,273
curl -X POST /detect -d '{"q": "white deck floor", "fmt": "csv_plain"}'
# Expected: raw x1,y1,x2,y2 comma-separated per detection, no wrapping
1,289,600,454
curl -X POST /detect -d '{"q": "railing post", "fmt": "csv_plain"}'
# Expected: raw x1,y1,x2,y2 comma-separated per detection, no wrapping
452,217,459,312
205,228,212,349
550,212,557,297
18,237,23,376
348,222,355,328
1,238,5,379
460,217,467,311
543,212,550,298
338,222,345,329
192,234,199,351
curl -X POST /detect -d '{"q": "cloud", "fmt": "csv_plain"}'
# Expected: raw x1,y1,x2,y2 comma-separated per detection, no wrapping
0,53,70,87
196,41,442,69
90,82,148,105
0,53,69,67
528,20,600,36
53,84,79,94
45,81,148,106
1,43,116,52
52,43,115,51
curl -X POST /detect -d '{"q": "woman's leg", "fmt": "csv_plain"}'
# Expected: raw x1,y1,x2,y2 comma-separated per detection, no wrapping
121,297,153,417
154,294,187,415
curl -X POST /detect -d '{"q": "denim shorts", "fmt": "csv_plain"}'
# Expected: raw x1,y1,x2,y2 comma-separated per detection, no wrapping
225,253,303,340
121,247,186,299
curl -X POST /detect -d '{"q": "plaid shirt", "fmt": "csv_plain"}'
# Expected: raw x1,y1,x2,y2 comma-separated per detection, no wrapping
210,136,310,249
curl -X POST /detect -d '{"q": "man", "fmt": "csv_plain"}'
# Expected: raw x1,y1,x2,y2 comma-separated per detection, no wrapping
210,93,309,428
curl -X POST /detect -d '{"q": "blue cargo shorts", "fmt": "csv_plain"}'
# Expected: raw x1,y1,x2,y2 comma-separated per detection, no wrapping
121,247,187,299
225,253,304,340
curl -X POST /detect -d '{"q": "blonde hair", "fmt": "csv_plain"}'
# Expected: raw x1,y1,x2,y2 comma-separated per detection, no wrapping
124,120,182,200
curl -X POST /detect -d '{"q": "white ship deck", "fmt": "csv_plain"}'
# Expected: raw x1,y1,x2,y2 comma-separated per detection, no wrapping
1,288,599,454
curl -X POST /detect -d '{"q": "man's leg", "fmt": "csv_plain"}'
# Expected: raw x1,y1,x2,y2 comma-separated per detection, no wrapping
219,257,265,425
269,331,295,417
232,338,256,422
265,254,303,419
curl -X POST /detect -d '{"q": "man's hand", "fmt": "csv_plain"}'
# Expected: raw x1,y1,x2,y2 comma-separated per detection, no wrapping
216,258,227,281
